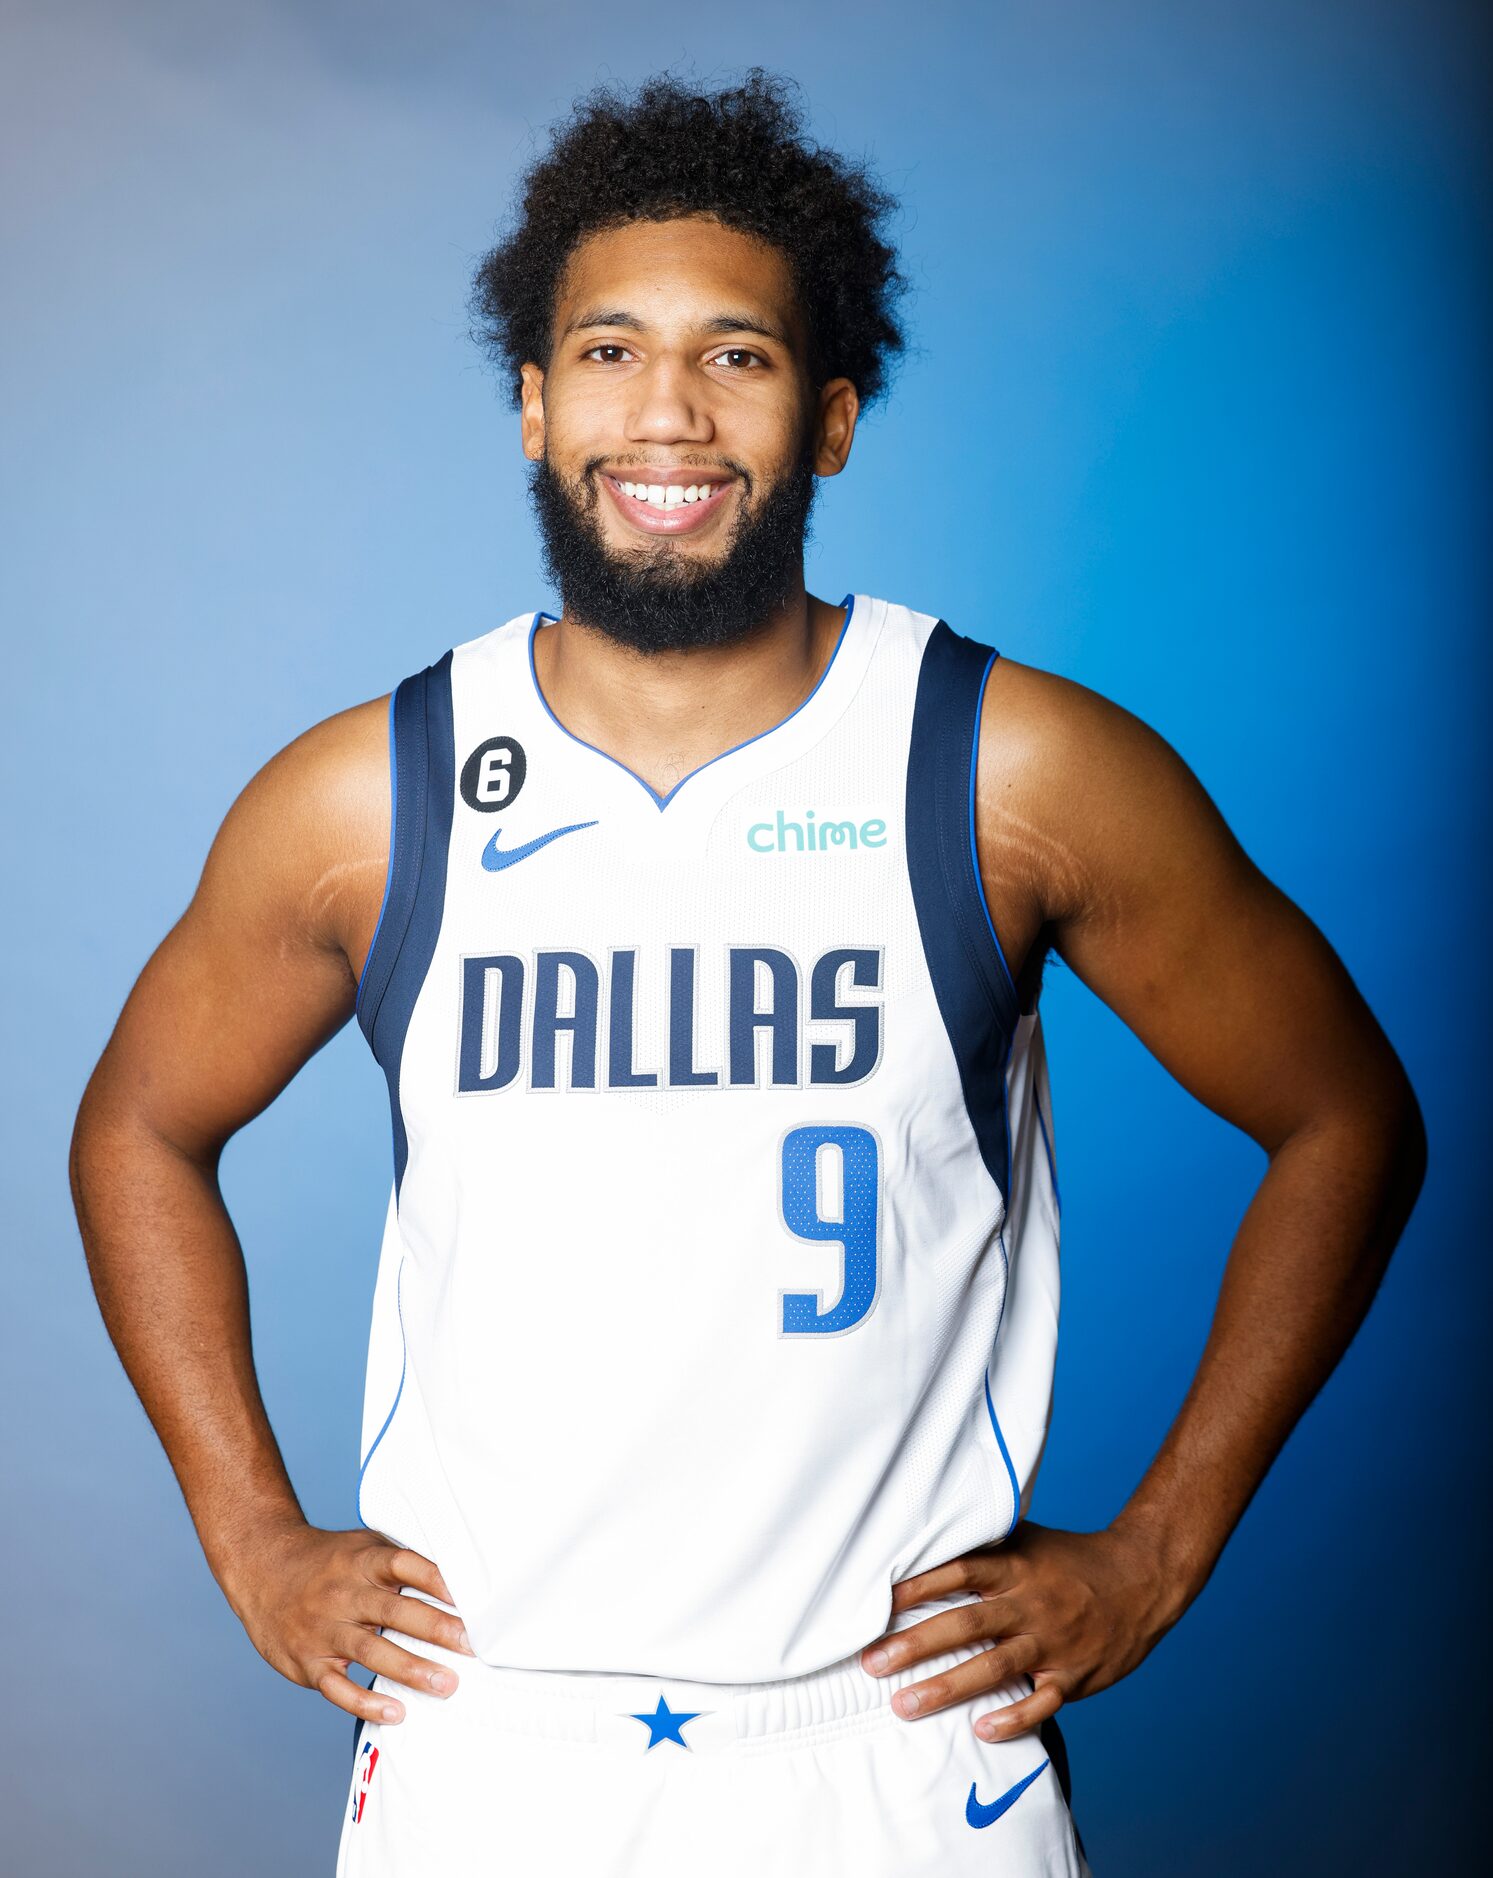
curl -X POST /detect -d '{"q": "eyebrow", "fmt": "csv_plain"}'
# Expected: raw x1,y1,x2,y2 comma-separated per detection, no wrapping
562,308,793,347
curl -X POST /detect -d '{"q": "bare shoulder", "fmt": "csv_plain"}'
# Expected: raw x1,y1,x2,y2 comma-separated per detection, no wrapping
194,693,392,971
976,653,1251,934
973,654,1415,1149
81,695,395,1149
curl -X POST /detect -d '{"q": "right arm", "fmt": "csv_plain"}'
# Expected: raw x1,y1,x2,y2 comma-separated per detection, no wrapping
69,696,474,1725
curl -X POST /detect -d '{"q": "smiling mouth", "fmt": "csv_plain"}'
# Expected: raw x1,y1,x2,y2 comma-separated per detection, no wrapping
601,472,736,535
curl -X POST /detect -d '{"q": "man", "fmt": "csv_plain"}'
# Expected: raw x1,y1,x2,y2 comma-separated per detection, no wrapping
70,69,1425,1877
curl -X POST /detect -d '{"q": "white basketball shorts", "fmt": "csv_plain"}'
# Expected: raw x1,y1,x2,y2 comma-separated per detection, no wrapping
334,1591,1093,1875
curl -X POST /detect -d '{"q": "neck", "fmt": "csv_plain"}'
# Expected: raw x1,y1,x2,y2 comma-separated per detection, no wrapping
533,577,847,801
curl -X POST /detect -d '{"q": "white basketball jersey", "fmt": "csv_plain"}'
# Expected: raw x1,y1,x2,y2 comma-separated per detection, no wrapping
353,592,1062,1682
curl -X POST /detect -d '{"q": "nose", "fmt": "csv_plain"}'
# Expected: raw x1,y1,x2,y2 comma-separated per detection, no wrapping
624,355,715,446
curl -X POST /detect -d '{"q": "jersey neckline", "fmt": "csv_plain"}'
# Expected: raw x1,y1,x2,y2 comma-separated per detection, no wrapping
524,592,860,813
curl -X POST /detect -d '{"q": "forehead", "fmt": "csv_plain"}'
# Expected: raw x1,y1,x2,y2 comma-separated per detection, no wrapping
554,215,803,342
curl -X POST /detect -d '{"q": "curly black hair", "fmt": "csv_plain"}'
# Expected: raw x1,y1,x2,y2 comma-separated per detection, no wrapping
468,68,909,415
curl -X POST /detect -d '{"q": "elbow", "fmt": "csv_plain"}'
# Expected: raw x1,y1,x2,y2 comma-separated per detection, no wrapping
1391,1069,1428,1214
1357,1054,1428,1236
1299,1053,1428,1243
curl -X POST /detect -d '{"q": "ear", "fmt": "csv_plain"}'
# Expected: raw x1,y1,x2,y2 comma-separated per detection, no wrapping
812,376,860,478
519,362,547,464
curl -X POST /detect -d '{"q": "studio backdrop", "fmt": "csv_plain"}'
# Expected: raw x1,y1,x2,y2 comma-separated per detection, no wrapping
2,3,1486,1873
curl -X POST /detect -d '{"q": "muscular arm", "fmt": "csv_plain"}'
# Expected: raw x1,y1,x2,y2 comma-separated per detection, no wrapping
865,657,1425,1737
69,698,472,1723
978,659,1425,1591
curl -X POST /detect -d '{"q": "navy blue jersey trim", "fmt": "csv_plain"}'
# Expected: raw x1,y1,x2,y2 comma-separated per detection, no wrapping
353,690,399,1024
905,620,1022,1199
968,649,1023,1013
356,651,455,1196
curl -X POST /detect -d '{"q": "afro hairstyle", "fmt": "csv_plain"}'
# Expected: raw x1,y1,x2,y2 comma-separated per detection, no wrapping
468,68,909,415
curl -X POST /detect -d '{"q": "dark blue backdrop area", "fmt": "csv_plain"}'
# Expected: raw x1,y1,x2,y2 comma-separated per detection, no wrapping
2,3,1486,1872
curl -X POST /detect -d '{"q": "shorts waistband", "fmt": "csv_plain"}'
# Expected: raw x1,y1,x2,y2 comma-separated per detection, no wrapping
381,1593,1024,1756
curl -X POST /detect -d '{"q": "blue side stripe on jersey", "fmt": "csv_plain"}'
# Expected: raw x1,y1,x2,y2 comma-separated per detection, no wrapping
986,1220,1023,1538
356,650,456,1196
983,1372,1020,1522
525,592,858,811
357,1255,408,1518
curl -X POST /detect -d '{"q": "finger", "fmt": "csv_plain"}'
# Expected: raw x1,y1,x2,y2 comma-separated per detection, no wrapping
352,1628,461,1699
973,1677,1065,1742
888,1550,1015,1613
315,1666,407,1726
369,1587,475,1657
379,1545,458,1611
861,1597,1015,1676
890,1636,1041,1721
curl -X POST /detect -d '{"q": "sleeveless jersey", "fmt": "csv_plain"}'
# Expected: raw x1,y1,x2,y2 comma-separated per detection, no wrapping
353,592,1062,1682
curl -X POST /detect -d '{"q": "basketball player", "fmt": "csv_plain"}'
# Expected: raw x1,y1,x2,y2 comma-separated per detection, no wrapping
69,72,1425,1876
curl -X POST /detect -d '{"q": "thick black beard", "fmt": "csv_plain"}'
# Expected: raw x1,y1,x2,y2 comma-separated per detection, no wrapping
527,435,820,656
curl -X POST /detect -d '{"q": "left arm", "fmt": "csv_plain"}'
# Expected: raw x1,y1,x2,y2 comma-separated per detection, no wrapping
861,658,1427,1740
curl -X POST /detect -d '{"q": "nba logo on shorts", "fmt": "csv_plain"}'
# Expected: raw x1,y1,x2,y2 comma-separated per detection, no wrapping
351,1740,379,1825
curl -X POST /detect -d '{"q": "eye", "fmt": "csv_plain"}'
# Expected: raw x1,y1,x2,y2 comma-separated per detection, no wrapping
584,343,635,364
710,347,766,370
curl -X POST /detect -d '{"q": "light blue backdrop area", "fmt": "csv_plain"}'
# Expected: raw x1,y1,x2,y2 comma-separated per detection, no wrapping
2,2,1487,1872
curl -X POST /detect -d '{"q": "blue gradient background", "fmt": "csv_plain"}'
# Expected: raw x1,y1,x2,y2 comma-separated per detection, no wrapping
3,2,1486,1870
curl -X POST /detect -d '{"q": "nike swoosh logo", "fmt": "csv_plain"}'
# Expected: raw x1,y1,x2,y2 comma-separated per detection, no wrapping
481,821,598,872
965,1758,1049,1829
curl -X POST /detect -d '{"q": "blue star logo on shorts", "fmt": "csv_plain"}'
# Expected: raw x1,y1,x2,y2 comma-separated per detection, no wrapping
628,1694,706,1750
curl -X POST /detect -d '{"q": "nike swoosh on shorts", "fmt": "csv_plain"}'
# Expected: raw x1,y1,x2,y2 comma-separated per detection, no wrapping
965,1757,1050,1828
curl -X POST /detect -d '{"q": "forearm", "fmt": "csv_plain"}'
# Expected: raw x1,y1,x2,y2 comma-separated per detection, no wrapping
69,1084,306,1591
1112,1079,1426,1615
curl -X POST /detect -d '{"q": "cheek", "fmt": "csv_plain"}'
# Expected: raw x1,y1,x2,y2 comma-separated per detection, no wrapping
537,374,618,450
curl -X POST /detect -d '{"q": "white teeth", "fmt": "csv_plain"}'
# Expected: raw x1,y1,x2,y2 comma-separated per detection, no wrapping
616,476,726,510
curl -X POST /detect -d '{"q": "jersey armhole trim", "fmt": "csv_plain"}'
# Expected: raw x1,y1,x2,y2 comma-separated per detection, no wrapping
919,622,1022,1039
968,648,1024,1016
355,653,455,1071
906,620,1022,1200
353,688,399,1027
355,671,431,1055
